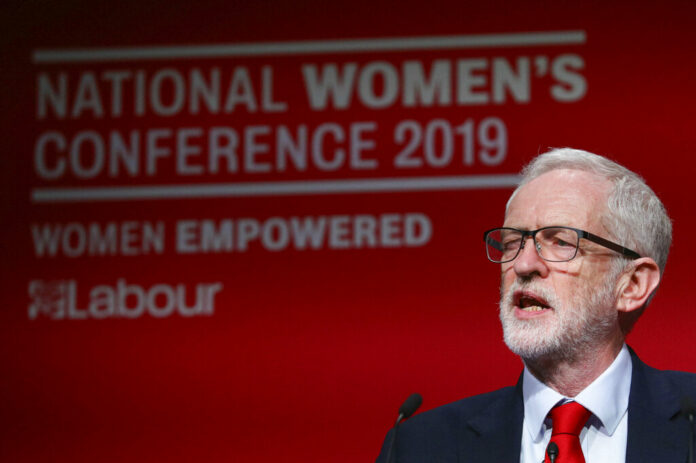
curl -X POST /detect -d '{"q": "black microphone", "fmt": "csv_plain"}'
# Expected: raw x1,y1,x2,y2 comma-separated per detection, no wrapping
385,393,422,463
546,441,559,463
682,397,695,463
395,393,423,425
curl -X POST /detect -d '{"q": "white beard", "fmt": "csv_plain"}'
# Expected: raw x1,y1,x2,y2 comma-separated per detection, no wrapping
498,276,618,363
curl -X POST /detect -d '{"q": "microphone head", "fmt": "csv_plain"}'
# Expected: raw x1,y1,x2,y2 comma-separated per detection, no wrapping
547,441,559,457
398,393,423,419
681,396,696,416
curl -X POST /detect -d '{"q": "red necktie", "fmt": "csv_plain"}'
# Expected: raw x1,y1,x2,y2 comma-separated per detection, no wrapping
544,401,591,463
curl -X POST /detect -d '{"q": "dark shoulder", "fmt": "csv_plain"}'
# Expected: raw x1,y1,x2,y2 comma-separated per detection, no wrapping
376,386,518,463
394,385,517,442
630,347,696,409
406,386,517,428
631,347,696,387
645,364,696,395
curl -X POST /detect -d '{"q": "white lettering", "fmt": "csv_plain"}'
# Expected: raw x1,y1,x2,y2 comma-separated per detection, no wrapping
244,126,271,172
457,59,489,105
32,222,165,258
302,63,357,110
37,72,67,119
311,123,345,171
492,57,530,104
261,66,287,112
72,73,104,118
224,67,257,112
176,128,204,175
173,214,433,253
403,60,452,107
551,54,587,102
34,132,66,179
190,68,220,114
150,69,185,116
102,70,132,117
358,61,399,108
70,131,104,178
349,122,377,169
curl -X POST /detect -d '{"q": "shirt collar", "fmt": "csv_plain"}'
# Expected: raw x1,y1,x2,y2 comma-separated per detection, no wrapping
522,344,632,442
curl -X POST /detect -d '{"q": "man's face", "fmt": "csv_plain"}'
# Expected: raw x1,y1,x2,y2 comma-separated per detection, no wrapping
499,169,622,362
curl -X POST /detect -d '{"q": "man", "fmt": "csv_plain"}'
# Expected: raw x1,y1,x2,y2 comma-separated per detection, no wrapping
377,148,696,463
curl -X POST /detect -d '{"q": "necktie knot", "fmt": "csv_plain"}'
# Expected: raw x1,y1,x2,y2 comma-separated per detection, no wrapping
550,401,591,436
544,401,591,463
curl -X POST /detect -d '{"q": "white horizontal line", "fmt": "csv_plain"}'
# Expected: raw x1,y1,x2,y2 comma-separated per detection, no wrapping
32,31,585,63
31,175,521,203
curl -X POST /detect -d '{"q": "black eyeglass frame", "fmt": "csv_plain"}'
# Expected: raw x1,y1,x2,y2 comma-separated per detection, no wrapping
483,226,641,263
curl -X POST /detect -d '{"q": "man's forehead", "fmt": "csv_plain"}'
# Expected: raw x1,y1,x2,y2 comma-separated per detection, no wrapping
504,169,611,226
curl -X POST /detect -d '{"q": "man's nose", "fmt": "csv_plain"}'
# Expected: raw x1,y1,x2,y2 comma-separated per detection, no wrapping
512,237,549,278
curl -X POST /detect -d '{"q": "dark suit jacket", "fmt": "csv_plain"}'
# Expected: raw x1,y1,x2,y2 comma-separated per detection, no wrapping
377,348,696,463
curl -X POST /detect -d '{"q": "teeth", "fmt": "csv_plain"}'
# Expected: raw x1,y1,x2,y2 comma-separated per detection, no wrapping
522,305,544,312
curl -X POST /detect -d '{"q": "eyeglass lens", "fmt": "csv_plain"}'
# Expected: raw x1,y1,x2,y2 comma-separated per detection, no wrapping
485,227,580,263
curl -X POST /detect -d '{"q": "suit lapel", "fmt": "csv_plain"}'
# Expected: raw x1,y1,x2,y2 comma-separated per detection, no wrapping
626,348,689,463
460,379,524,463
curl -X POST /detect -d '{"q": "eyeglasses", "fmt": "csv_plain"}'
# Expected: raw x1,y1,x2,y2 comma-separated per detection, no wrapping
483,226,641,263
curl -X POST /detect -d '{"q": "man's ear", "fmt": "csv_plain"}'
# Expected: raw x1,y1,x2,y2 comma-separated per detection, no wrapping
616,257,661,313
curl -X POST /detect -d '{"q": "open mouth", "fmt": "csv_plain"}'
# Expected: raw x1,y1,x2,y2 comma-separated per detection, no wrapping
514,291,552,313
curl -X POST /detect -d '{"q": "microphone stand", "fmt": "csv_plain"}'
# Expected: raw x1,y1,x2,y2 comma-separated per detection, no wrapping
385,393,422,463
688,410,694,463
681,397,695,463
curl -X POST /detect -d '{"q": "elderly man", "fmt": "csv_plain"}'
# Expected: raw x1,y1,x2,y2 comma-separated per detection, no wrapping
377,148,696,463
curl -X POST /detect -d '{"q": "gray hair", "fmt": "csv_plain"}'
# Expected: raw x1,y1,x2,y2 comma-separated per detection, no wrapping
507,148,672,275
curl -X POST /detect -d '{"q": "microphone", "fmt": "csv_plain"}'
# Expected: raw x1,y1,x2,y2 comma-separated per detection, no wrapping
682,397,695,463
385,393,422,463
546,441,559,463
395,393,423,425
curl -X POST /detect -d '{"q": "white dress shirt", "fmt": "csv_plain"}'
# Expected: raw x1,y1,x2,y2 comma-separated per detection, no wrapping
520,344,632,463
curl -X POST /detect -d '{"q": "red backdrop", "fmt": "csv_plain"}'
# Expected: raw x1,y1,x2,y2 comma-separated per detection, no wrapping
2,1,695,462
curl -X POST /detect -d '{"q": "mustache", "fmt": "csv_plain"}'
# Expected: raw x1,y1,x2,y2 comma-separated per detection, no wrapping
501,279,560,309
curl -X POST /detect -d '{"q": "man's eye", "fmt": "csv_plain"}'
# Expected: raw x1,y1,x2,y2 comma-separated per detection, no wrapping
503,239,521,251
553,238,573,247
